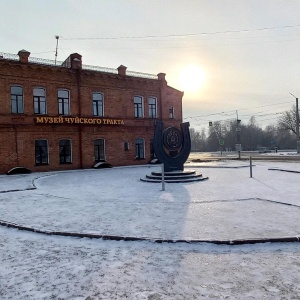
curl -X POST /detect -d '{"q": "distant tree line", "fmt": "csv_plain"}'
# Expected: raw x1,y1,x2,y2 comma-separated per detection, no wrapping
190,106,298,152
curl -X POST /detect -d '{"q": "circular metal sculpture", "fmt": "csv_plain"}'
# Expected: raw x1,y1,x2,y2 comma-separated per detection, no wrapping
153,121,191,172
163,127,182,151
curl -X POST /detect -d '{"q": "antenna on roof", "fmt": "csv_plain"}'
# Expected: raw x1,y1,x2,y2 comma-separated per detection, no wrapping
55,36,59,65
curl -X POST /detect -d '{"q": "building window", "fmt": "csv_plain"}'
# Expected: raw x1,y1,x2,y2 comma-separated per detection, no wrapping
135,138,145,159
124,142,129,151
134,96,144,118
93,93,104,117
94,139,105,161
150,138,156,159
34,88,46,114
59,139,72,164
148,97,157,118
58,89,70,115
35,140,48,165
11,86,24,114
169,107,174,119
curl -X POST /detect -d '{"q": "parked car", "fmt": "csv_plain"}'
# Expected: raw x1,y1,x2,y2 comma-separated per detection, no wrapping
258,147,271,153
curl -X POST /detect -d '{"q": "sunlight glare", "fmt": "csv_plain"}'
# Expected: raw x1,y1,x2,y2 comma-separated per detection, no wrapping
179,65,205,93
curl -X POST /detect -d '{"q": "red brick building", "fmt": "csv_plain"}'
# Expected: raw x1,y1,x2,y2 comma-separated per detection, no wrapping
0,50,183,174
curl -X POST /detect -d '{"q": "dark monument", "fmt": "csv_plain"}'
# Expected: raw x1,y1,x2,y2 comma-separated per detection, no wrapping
153,120,191,172
140,121,208,183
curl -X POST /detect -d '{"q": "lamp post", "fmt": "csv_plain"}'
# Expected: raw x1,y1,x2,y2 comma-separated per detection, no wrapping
236,110,241,159
289,93,300,153
55,36,59,65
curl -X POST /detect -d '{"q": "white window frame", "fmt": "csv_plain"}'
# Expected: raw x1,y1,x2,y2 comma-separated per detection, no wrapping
33,87,47,115
135,138,145,159
35,139,49,165
134,96,144,118
94,138,105,161
92,92,104,117
58,89,70,115
169,106,174,119
59,139,72,164
148,96,157,118
11,85,24,114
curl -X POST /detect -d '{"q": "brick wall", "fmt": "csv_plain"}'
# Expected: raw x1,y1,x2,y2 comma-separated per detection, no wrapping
0,53,183,174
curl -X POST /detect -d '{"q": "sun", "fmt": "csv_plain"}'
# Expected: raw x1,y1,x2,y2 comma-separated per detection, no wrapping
178,65,205,93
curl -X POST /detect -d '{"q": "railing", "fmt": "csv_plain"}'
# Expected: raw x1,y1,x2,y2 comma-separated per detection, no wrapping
0,52,64,66
0,52,158,80
82,64,118,74
29,56,64,66
126,70,158,80
0,52,19,61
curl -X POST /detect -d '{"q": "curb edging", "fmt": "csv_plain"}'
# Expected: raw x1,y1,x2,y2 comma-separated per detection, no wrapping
1,220,299,246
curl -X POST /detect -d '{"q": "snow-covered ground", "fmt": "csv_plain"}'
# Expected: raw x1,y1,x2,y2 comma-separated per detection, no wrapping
1,161,300,299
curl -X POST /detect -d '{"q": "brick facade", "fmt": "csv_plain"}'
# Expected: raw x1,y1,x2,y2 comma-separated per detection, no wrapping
0,50,183,174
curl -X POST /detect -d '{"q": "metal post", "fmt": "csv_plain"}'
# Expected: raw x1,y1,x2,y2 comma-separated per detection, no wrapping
289,93,300,153
236,110,241,159
296,98,300,154
250,157,253,178
55,36,59,65
161,163,165,191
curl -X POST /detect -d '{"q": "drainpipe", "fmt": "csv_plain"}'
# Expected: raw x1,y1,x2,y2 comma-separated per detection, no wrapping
157,73,166,123
76,68,83,169
69,54,83,169
14,125,19,166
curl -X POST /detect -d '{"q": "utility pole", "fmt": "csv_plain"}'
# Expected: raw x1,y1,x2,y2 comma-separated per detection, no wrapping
236,110,241,159
289,93,300,153
55,36,59,65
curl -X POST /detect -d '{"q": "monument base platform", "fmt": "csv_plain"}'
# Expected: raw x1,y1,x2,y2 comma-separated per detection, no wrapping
140,170,208,183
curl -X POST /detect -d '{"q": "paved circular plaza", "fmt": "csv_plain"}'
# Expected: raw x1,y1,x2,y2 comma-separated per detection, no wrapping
1,161,300,242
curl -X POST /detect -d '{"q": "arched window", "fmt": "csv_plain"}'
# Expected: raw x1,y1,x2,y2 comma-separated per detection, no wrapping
94,139,105,161
169,106,174,119
148,97,157,118
58,89,70,115
150,138,156,159
35,140,48,164
33,87,46,114
11,85,24,113
135,138,145,159
134,96,144,118
93,93,104,117
59,139,72,164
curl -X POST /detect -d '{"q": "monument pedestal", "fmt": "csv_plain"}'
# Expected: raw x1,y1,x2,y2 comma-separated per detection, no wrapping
142,120,208,183
140,170,208,183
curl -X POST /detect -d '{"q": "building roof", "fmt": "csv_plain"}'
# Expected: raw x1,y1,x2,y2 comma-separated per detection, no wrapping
0,51,158,80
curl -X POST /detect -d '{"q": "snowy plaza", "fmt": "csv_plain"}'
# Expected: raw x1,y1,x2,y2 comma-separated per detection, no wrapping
1,159,300,299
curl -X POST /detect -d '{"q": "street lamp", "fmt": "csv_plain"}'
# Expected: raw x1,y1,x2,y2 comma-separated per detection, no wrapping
236,110,241,159
55,35,59,65
289,93,300,154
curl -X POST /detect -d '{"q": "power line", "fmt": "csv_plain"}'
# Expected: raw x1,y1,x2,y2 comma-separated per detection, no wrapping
59,36,300,52
239,106,290,119
187,107,291,128
61,24,300,41
255,116,282,122
190,115,281,129
184,111,236,119
31,51,55,55
238,101,292,111
184,100,292,120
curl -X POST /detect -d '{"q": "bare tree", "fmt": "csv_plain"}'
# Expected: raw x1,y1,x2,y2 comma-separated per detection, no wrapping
190,128,207,151
278,105,298,135
190,128,200,151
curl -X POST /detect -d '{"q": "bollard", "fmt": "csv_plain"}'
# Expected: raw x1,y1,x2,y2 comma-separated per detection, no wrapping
250,157,253,178
161,163,165,191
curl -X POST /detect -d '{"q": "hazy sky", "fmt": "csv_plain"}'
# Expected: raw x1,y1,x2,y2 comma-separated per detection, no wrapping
1,0,300,131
